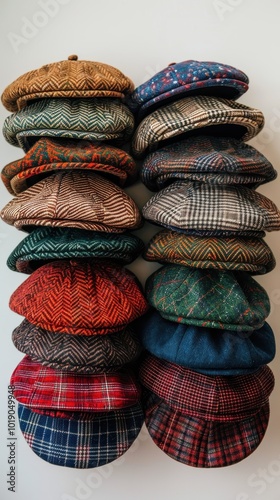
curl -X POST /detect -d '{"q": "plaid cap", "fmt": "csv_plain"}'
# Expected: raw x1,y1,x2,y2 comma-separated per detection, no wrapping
126,60,248,119
131,95,264,158
144,230,276,275
1,55,134,112
3,98,134,152
143,391,270,468
139,354,274,421
1,171,142,233
12,319,142,374
7,227,144,274
1,138,138,195
18,402,143,468
141,136,277,190
142,181,280,234
146,265,270,331
137,310,275,375
11,355,141,411
9,259,149,335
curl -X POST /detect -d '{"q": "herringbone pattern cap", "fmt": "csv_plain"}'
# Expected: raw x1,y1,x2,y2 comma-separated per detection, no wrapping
1,55,134,112
1,171,142,233
146,265,270,331
7,227,144,273
132,96,264,158
144,230,276,274
9,259,149,335
2,138,138,195
12,319,142,374
3,98,135,152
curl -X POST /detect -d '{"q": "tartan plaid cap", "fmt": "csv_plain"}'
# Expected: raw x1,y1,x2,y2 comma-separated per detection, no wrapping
138,310,275,375
146,266,270,331
126,60,248,119
142,181,280,234
144,230,276,275
7,227,144,274
131,96,264,158
141,136,277,190
12,319,142,374
1,138,138,195
143,391,270,468
1,171,142,233
18,402,143,468
9,259,149,335
3,98,135,152
11,355,141,411
139,354,274,421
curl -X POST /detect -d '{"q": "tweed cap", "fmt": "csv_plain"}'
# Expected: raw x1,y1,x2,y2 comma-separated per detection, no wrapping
7,227,144,273
141,136,277,190
1,55,134,112
11,355,141,411
12,319,142,374
3,98,134,152
144,230,276,275
146,266,270,331
9,259,149,335
0,171,142,233
18,403,143,468
139,355,274,421
142,181,280,235
126,60,248,118
2,138,138,195
131,96,264,158
138,311,275,375
143,391,270,468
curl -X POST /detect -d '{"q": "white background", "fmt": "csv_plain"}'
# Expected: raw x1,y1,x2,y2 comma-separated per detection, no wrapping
0,1,280,499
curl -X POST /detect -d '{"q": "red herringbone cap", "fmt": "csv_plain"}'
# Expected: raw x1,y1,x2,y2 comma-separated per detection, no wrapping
9,259,149,335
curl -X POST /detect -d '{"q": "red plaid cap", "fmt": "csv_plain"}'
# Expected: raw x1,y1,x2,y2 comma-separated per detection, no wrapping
11,356,141,411
144,391,270,468
9,259,149,335
139,354,274,421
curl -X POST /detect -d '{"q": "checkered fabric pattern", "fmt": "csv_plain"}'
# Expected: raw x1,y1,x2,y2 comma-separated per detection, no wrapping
143,391,270,468
141,136,277,190
1,171,143,233
142,181,280,234
1,138,138,195
137,310,275,375
9,259,149,335
131,95,264,158
3,98,135,152
18,402,143,468
12,319,142,374
139,355,274,421
7,227,144,274
146,265,270,331
11,355,141,411
144,230,276,274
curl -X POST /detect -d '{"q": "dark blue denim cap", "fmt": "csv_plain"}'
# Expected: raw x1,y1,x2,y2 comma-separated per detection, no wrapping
136,309,275,375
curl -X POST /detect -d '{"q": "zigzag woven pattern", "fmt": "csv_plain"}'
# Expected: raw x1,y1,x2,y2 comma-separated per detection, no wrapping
9,259,149,335
144,230,276,274
1,56,135,112
12,319,142,374
1,171,143,233
3,98,135,151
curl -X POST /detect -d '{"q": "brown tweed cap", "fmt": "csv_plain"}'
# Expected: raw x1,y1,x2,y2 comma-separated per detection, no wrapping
1,55,134,112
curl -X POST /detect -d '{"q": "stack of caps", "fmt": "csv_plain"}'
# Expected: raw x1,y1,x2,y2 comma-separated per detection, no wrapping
126,60,279,467
0,56,149,468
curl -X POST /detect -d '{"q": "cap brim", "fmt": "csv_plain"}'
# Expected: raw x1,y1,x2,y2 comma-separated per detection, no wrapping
144,394,270,468
18,403,144,468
